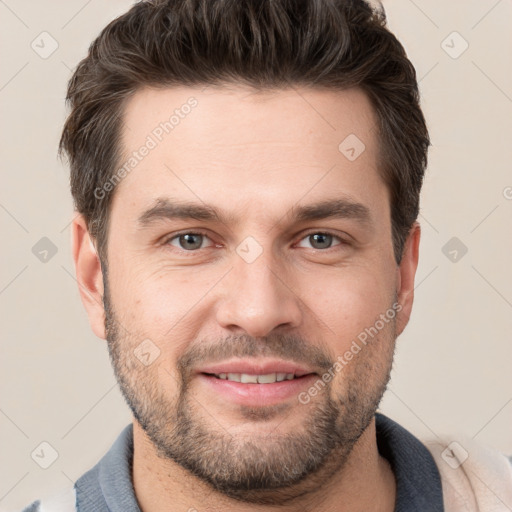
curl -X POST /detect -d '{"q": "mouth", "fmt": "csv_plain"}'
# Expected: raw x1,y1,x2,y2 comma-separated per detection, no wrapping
203,372,310,384
196,359,319,406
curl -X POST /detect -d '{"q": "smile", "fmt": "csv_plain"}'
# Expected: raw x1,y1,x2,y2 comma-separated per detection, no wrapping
206,372,302,383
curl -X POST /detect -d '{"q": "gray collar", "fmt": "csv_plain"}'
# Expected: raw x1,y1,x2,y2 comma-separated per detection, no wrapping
74,414,444,511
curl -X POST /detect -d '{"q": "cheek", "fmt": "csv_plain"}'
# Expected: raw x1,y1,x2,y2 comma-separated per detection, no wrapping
302,264,396,344
110,267,218,362
108,258,193,323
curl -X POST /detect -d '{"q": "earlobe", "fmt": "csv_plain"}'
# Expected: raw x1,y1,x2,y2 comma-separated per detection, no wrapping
395,222,421,337
71,213,107,340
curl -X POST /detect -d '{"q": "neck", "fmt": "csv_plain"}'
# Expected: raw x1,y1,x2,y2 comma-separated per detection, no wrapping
132,417,396,512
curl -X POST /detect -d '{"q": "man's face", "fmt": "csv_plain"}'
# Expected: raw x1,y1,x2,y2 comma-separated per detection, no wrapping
94,85,414,502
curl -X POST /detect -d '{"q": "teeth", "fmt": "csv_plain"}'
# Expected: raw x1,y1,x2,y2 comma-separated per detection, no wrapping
241,374,258,384
214,372,298,384
257,373,277,384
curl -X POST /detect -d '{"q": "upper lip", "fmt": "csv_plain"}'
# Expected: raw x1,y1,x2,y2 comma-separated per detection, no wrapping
197,358,317,378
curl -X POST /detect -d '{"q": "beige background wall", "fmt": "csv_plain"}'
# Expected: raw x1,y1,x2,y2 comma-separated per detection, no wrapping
1,0,511,509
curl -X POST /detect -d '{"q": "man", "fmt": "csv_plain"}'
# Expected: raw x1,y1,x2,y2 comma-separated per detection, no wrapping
22,0,512,510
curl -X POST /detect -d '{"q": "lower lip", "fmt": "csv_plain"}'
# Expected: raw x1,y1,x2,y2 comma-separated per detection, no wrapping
197,373,318,406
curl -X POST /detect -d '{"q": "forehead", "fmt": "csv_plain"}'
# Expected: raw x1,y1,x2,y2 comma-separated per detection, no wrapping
111,84,386,226
120,84,378,153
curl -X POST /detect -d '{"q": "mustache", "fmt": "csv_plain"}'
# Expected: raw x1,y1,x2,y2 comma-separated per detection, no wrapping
177,333,334,378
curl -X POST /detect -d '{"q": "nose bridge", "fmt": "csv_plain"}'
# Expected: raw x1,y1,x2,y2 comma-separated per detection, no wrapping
238,248,281,300
233,243,287,310
215,240,302,336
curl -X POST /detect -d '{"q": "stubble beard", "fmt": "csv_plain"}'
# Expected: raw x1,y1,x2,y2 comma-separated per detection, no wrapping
102,273,396,505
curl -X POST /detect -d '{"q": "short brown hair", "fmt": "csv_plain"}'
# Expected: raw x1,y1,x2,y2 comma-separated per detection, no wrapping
60,0,429,265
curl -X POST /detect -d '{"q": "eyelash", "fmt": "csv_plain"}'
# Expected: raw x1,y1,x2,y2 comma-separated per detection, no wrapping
162,229,350,254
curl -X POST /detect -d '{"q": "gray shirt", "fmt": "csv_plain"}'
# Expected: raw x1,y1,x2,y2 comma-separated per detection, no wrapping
22,413,444,511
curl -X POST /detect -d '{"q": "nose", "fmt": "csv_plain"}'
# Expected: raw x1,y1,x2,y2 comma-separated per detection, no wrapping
215,251,303,338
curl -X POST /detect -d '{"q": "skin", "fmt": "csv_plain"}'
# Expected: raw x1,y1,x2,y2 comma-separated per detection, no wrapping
72,84,420,512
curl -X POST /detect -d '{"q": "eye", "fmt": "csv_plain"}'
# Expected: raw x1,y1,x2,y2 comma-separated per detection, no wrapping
296,232,344,250
166,232,214,251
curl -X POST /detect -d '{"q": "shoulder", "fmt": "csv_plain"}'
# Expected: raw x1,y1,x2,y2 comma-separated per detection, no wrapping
19,424,134,512
423,435,512,512
20,487,76,512
21,501,41,512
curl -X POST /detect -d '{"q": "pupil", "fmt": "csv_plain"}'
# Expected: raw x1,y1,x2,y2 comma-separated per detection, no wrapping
180,234,202,250
311,233,331,249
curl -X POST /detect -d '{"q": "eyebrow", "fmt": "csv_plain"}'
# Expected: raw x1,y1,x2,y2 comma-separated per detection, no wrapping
291,198,372,226
137,198,234,227
136,196,373,229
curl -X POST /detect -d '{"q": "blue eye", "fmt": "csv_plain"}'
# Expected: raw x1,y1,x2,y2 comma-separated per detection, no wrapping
297,232,343,250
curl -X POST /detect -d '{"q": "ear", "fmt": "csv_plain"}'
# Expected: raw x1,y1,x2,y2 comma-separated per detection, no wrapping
71,213,106,340
395,222,421,337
